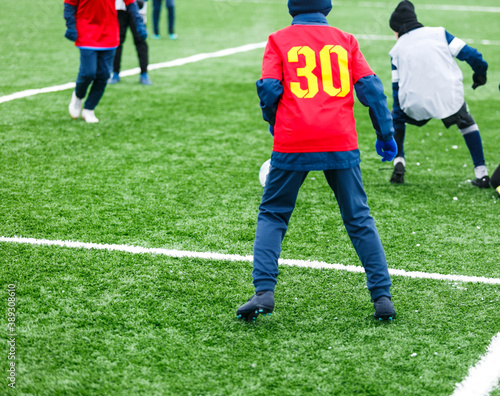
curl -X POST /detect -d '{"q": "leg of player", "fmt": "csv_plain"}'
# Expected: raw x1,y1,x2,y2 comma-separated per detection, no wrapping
167,0,177,39
81,49,115,123
443,102,490,187
129,7,151,85
70,49,98,120
237,167,307,321
390,127,406,184
324,167,396,320
391,157,405,184
461,127,490,188
152,0,162,38
109,10,128,85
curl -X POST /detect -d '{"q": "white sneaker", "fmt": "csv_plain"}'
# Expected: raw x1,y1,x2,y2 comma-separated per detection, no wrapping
81,109,99,123
69,91,83,119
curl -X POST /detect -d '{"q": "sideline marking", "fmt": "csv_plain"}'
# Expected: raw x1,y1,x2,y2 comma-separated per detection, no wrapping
452,332,500,396
2,236,500,285
2,236,500,395
0,82,77,105
1,34,498,105
0,42,266,105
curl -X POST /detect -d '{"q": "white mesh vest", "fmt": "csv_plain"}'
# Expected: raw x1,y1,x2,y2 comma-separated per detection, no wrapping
389,27,464,121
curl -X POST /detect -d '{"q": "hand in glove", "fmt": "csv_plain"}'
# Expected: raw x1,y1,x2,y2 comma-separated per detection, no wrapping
375,138,397,162
65,28,77,42
472,72,487,89
64,3,78,42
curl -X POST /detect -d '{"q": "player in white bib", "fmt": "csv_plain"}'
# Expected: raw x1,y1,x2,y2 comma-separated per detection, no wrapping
388,1,490,188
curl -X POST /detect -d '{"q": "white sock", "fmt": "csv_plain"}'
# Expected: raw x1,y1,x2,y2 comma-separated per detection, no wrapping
394,157,405,167
474,165,488,179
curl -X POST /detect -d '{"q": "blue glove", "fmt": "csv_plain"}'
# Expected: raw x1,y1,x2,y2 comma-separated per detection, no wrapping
65,28,77,42
127,2,148,41
375,138,397,162
268,124,274,136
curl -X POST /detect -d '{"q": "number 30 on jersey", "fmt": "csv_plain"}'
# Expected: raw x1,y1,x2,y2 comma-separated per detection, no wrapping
287,45,350,99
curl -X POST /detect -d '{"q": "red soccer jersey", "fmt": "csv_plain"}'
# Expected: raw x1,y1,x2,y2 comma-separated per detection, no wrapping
64,0,134,49
262,25,374,153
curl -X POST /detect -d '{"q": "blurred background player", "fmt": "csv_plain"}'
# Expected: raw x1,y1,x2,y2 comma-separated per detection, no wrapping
237,0,398,322
152,0,177,40
109,0,152,85
388,0,490,188
64,0,147,123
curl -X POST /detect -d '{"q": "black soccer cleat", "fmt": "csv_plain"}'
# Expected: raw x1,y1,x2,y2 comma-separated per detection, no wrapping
236,290,274,322
390,162,405,184
373,296,396,321
471,176,491,189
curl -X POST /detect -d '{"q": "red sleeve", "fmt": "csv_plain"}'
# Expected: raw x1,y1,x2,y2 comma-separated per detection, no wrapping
64,0,78,5
124,0,135,5
350,35,374,84
261,36,283,81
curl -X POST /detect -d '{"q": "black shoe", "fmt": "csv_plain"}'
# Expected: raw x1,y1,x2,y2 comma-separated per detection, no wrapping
373,296,396,321
390,162,405,184
472,176,491,188
236,291,274,321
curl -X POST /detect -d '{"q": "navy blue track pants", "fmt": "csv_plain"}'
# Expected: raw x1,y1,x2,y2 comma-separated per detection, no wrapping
152,0,175,35
75,48,115,110
252,165,392,301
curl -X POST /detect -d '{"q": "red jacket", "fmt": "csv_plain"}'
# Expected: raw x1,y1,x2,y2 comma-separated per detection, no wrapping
64,0,134,49
262,25,374,153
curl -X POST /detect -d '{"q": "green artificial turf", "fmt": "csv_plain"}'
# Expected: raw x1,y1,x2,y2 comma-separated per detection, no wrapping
1,0,499,394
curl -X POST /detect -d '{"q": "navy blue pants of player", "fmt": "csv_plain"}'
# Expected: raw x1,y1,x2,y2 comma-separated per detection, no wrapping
75,49,115,110
252,165,392,301
114,10,148,75
152,0,175,35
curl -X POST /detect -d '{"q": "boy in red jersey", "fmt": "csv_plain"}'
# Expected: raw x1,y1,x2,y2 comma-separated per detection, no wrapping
237,0,398,321
64,0,147,123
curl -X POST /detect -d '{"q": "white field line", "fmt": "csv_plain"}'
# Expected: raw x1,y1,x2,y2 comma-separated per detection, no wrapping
0,82,77,104
1,34,499,105
2,236,500,285
214,0,500,13
452,332,500,396
0,42,266,105
3,236,500,394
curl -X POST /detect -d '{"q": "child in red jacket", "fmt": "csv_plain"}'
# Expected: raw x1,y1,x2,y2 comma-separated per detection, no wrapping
64,0,147,123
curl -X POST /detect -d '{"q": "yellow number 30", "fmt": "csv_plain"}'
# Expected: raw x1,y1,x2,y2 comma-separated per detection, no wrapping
287,45,350,99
